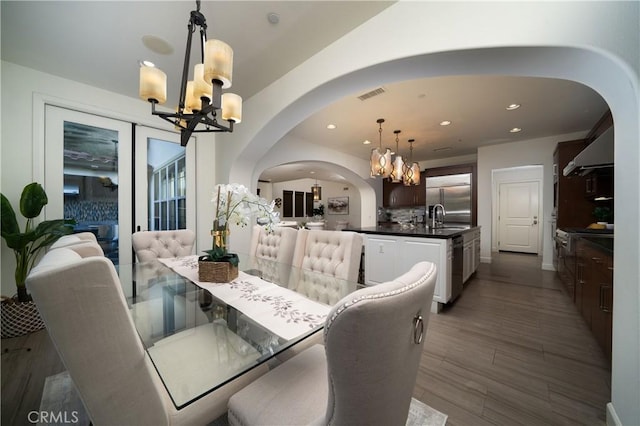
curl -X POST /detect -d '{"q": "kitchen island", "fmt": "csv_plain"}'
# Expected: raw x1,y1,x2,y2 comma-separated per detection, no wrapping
347,224,481,313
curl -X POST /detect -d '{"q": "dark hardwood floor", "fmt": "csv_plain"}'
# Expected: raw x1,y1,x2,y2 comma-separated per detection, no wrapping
2,252,610,425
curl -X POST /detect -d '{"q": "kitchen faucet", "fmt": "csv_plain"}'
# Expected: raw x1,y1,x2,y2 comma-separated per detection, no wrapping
432,204,446,228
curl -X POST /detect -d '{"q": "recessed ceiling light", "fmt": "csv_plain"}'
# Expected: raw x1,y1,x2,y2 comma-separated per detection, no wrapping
141,35,174,55
91,165,100,169
140,60,155,68
510,127,522,133
310,171,315,174
267,12,280,25
506,103,521,111
363,140,371,145
440,120,452,126
326,124,336,130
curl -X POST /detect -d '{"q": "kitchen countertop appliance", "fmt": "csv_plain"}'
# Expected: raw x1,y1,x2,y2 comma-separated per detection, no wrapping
426,173,472,226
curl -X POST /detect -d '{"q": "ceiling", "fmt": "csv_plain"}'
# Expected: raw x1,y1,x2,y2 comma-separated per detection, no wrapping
1,1,609,183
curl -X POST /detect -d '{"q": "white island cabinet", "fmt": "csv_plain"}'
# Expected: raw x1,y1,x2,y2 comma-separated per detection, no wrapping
364,235,452,313
462,228,481,283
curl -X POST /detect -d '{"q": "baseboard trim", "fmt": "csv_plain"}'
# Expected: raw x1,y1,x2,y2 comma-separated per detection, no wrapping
607,402,621,426
480,256,492,264
541,262,556,271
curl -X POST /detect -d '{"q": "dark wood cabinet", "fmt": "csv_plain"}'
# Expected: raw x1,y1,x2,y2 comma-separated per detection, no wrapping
585,171,613,200
557,241,575,302
554,140,594,229
382,175,425,208
575,239,613,363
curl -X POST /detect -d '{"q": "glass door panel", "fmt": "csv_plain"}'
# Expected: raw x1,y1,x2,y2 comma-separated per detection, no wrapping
44,105,132,266
134,126,196,237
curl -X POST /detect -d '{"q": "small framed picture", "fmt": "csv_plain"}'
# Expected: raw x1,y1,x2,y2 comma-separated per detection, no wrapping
327,196,349,215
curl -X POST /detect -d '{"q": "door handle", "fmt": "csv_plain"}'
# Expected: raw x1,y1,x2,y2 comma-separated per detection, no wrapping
532,220,538,225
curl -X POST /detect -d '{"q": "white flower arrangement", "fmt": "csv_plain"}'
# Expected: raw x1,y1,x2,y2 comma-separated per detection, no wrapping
204,183,280,263
211,183,280,231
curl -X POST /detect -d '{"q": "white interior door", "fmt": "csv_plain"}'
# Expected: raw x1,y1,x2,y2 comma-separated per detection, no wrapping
44,105,132,265
133,126,196,235
498,181,540,254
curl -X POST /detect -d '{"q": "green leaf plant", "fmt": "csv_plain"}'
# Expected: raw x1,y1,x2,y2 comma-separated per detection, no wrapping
1,183,75,302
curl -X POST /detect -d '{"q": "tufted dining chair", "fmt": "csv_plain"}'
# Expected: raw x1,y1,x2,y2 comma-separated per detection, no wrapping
248,225,298,284
289,229,363,305
27,244,267,425
49,231,98,250
227,261,438,426
132,229,196,262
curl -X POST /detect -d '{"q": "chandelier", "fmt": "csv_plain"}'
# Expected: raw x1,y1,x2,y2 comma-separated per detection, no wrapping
312,179,322,201
370,118,392,178
403,139,421,186
389,129,405,183
138,0,241,147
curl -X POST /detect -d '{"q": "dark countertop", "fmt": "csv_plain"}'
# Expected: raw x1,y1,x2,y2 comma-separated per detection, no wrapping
579,235,614,254
346,224,479,239
560,227,614,254
562,227,614,236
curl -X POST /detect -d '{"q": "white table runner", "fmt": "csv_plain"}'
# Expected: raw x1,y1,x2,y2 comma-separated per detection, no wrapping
158,255,330,340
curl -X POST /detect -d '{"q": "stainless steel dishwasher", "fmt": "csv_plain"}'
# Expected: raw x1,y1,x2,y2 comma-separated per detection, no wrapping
451,236,464,302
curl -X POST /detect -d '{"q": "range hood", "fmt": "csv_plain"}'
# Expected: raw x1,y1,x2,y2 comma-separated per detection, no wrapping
563,126,614,176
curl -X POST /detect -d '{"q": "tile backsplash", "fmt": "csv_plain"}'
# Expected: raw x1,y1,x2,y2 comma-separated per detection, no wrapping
64,199,117,222
380,207,426,223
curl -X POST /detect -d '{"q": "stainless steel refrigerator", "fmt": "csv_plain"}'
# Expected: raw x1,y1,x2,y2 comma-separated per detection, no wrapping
425,173,472,224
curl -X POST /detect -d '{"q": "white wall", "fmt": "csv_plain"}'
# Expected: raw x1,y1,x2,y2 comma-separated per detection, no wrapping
218,2,639,423
477,133,584,268
272,178,360,229
256,181,273,202
0,61,218,294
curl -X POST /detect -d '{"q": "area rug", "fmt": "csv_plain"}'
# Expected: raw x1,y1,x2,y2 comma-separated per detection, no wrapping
42,372,447,426
407,397,448,426
39,371,90,426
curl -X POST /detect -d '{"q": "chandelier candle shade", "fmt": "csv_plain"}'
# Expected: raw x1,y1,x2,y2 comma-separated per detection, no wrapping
312,180,322,201
370,118,392,178
390,129,405,183
403,139,421,186
139,0,241,147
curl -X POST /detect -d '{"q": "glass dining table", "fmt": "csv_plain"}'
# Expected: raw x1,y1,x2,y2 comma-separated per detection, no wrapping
115,253,360,410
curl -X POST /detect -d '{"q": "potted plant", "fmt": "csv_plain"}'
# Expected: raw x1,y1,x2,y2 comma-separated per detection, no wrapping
312,203,324,221
593,206,613,224
1,182,75,338
198,183,279,282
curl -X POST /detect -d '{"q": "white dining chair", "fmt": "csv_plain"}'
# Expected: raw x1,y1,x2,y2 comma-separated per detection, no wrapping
49,232,98,250
227,261,438,426
131,229,196,262
27,245,267,425
289,229,363,305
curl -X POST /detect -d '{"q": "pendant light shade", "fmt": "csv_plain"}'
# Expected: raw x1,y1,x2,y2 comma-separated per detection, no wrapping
312,180,322,201
370,118,392,178
390,129,405,183
138,1,241,147
403,139,421,186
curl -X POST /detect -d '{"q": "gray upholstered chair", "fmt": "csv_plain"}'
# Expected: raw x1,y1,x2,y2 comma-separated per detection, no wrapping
227,261,438,426
49,231,98,250
131,229,196,262
289,229,363,305
27,245,266,425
